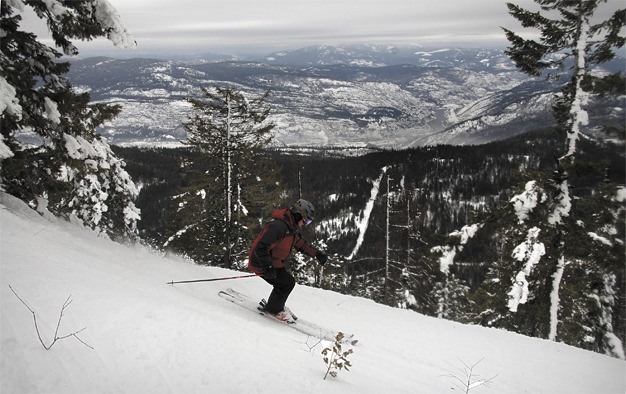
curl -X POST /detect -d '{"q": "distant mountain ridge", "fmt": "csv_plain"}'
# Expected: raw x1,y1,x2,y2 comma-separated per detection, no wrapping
260,44,517,70
59,45,623,148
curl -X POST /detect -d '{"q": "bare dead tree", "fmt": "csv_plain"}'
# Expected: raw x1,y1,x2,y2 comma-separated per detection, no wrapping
9,285,93,350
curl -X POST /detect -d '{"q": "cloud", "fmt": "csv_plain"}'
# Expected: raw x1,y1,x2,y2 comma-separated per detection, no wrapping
104,0,517,51
15,0,623,56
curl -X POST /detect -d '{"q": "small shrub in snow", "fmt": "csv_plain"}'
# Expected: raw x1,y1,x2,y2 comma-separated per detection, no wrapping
322,332,353,380
443,357,496,393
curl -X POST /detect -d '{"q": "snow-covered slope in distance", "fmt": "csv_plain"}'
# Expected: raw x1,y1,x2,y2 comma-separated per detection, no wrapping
1,192,624,393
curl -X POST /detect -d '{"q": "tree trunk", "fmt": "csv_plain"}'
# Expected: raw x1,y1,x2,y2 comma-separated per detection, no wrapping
549,9,590,341
385,175,390,304
225,95,232,268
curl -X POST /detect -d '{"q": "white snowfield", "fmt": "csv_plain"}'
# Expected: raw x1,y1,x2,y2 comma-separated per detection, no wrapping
1,192,624,394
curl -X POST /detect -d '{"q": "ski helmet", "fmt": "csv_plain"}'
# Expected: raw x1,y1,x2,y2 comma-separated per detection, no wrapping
291,199,315,222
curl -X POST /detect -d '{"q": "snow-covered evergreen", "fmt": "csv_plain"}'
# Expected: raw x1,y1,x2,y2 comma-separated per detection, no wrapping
493,0,626,355
0,0,139,239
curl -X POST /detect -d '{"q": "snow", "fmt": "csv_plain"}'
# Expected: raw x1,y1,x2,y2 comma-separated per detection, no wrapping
588,231,613,247
548,179,572,225
347,167,387,260
433,224,482,274
433,245,456,274
565,15,591,158
595,274,625,360
0,75,23,121
507,227,546,312
511,180,545,224
449,224,481,245
1,193,625,393
93,0,137,49
43,97,61,124
413,49,452,56
0,76,20,159
41,0,70,18
616,186,626,202
163,223,194,247
0,134,14,161
59,134,140,234
549,257,566,342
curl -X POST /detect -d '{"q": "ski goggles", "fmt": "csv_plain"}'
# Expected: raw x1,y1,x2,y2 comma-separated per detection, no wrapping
304,216,313,226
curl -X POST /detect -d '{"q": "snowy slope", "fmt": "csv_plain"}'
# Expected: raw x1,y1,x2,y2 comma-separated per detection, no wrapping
1,192,624,394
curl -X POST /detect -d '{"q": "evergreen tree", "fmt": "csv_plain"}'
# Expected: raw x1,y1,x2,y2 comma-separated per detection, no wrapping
385,177,437,311
167,86,280,267
470,153,626,356
0,0,140,239
429,224,479,320
470,180,555,337
500,0,625,355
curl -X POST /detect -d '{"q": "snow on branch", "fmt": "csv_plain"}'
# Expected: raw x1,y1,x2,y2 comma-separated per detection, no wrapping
548,179,571,225
449,224,482,246
0,134,14,161
41,0,71,18
93,0,137,49
0,75,23,122
511,180,546,224
432,224,483,274
507,227,545,312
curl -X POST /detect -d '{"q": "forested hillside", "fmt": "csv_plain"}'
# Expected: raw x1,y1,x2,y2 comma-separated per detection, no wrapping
117,128,623,256
115,128,625,356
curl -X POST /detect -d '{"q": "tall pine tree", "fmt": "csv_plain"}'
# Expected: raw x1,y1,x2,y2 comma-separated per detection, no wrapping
494,0,626,357
165,86,281,267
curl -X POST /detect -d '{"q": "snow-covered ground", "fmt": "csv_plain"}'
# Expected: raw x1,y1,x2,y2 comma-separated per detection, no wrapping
1,192,624,394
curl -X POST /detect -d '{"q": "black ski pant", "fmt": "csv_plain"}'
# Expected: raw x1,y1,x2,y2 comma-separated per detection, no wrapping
261,267,296,314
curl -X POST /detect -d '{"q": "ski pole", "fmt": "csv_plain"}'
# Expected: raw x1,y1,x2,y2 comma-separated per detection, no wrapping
167,273,260,285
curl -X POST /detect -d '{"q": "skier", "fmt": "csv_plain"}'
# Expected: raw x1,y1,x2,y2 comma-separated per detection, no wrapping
248,199,328,322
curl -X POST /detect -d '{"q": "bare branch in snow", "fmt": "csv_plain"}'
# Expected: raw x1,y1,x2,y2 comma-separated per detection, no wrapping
9,285,94,350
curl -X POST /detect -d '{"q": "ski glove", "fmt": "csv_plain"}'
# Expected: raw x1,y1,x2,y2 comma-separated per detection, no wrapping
262,266,277,279
316,252,328,266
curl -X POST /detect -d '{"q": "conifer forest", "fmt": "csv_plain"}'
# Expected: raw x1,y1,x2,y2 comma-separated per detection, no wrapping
115,126,625,358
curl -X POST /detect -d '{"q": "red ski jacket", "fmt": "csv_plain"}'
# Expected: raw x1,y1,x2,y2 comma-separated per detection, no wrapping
248,208,319,274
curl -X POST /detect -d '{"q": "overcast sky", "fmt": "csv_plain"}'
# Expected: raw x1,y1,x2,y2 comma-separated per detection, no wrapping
19,0,624,57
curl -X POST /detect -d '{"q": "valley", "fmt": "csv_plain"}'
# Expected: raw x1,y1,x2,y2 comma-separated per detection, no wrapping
65,45,571,148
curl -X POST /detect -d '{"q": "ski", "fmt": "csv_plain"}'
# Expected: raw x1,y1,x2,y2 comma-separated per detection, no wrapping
218,288,357,345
